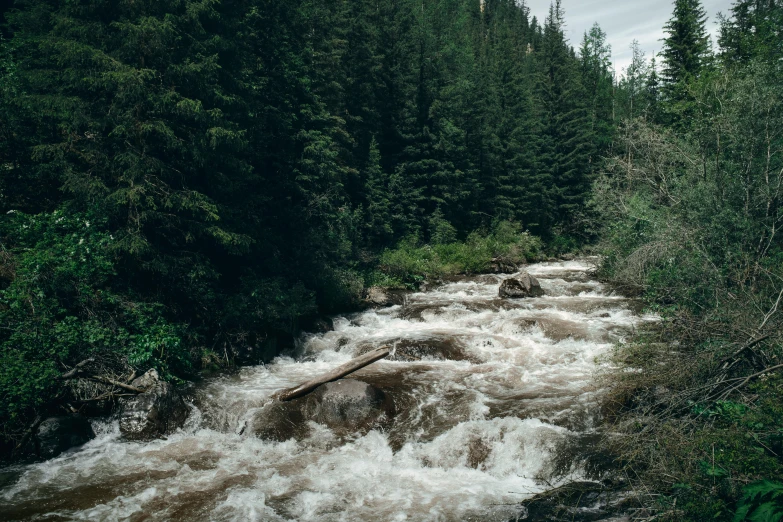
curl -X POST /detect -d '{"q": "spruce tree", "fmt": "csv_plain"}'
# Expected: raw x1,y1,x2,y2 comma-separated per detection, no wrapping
617,40,651,121
535,1,594,233
342,0,384,177
659,0,711,121
646,55,662,122
719,0,783,64
579,23,614,157
364,137,394,244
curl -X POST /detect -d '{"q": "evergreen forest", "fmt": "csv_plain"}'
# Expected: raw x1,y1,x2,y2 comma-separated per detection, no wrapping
1,0,782,519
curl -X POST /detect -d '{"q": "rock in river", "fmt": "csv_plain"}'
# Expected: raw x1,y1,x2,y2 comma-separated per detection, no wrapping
304,379,394,432
251,379,395,440
489,257,519,274
364,287,406,307
36,415,95,460
499,272,545,299
120,369,189,440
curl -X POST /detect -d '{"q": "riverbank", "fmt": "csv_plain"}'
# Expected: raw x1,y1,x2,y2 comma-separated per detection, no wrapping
595,309,783,521
0,220,550,462
586,223,783,520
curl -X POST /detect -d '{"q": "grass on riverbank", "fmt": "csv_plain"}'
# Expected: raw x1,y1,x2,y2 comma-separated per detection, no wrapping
366,221,543,289
600,322,783,521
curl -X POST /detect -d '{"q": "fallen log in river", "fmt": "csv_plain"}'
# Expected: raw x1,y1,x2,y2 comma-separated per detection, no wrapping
271,346,391,402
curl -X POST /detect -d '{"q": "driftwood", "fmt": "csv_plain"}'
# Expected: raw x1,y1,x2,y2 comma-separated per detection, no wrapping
88,375,146,394
272,346,391,402
59,358,95,380
713,363,783,401
58,358,146,394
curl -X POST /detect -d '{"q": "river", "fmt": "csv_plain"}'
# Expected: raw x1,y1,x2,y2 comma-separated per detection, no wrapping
0,259,656,521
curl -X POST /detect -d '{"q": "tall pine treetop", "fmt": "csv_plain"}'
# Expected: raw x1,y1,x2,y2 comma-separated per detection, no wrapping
660,0,711,91
719,0,783,64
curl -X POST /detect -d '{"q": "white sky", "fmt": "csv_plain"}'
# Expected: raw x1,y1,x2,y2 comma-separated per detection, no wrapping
524,0,735,76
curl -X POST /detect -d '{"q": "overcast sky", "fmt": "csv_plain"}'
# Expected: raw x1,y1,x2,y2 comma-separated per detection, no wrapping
524,0,735,76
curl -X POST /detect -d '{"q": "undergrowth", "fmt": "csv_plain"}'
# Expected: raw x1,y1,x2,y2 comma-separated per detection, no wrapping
594,61,783,522
369,221,543,288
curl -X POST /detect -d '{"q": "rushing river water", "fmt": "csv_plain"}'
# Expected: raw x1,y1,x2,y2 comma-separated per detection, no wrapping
1,259,656,521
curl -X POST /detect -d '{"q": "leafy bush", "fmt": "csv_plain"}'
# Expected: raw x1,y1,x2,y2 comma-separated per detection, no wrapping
0,210,188,428
596,60,783,521
376,221,542,286
735,481,783,522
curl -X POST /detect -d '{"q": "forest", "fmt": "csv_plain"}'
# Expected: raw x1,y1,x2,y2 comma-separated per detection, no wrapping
0,0,782,519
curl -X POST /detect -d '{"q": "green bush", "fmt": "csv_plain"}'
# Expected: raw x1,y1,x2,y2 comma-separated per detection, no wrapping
376,221,542,287
734,481,783,522
0,210,188,427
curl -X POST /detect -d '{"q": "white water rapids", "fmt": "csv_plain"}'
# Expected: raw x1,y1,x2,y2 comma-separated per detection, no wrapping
0,259,656,521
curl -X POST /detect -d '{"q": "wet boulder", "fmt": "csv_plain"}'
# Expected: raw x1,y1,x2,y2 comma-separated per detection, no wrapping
251,379,395,440
512,480,634,522
304,379,394,432
301,315,334,334
490,257,519,274
499,272,545,299
120,369,189,440
36,416,95,460
250,400,310,442
364,287,406,307
358,338,479,363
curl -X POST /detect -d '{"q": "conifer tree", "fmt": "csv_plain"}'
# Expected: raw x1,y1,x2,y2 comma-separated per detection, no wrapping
659,0,711,120
363,137,394,243
579,23,615,157
719,0,783,64
535,1,594,232
617,40,651,120
342,0,384,175
646,55,662,122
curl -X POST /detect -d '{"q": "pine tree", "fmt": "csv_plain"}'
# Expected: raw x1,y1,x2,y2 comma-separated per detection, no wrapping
646,55,662,122
535,1,594,232
659,0,711,121
617,40,651,120
719,0,783,64
487,0,535,225
506,49,546,231
364,137,394,243
342,0,384,176
579,23,615,157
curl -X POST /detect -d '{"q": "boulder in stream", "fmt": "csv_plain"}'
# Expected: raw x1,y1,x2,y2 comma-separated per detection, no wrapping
251,379,395,440
120,369,189,440
490,257,519,274
499,272,545,299
357,338,479,363
364,286,406,307
304,379,394,431
36,415,95,460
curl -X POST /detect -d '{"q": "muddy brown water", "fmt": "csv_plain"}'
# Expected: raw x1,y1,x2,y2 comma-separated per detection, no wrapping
0,259,657,521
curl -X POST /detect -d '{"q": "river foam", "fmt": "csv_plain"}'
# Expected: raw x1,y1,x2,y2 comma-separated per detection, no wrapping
0,259,656,521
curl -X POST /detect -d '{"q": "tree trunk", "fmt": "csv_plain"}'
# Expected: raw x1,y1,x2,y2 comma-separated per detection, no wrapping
272,347,391,402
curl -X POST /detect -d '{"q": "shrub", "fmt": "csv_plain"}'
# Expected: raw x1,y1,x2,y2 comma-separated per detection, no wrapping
0,210,188,430
595,61,783,520
376,221,542,286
